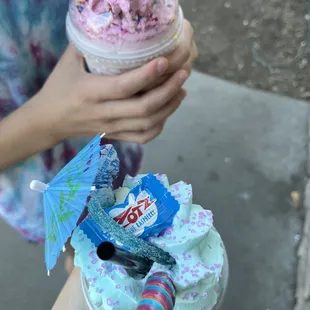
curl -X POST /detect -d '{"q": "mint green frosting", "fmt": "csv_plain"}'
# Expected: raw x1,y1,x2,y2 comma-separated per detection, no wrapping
72,174,225,310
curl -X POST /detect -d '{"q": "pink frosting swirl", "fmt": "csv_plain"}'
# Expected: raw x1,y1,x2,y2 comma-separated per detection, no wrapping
70,0,178,43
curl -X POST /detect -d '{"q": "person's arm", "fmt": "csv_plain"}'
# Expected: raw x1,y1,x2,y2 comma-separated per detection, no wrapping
0,21,196,172
0,94,59,171
52,267,86,310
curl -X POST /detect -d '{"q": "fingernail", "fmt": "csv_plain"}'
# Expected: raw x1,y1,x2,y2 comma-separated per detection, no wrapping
178,71,189,84
157,59,168,75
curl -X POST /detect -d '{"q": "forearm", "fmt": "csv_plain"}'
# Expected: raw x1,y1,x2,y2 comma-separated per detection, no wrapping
0,94,59,171
52,267,86,310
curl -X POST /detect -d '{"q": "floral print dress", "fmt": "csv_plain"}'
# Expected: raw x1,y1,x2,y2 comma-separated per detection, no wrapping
0,0,142,243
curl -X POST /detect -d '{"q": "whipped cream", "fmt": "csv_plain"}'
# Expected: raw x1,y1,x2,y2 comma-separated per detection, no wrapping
71,174,225,310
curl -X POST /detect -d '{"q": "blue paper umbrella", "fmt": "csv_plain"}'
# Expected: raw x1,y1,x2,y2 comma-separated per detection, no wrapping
30,135,102,274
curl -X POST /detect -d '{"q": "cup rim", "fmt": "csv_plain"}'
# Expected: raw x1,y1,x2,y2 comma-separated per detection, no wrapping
81,273,97,310
66,7,184,60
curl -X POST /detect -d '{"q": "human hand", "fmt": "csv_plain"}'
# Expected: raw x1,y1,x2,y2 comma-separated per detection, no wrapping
145,19,198,91
35,45,188,144
167,20,198,75
52,267,86,310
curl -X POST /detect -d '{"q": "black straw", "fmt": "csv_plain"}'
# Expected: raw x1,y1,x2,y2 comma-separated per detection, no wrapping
96,241,153,279
97,242,115,260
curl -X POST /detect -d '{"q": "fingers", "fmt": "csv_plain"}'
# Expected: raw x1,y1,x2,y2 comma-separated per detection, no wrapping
106,123,164,144
181,43,198,76
105,89,186,134
165,20,194,74
137,70,188,115
142,75,170,92
84,57,169,101
93,70,188,119
45,44,85,87
191,40,199,61
61,44,86,72
142,20,197,92
188,40,198,69
103,89,186,144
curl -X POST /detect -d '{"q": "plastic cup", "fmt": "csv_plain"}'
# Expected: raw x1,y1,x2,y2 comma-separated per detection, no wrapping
66,4,184,75
80,227,229,310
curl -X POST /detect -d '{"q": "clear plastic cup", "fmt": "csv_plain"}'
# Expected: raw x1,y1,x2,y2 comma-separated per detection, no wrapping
80,227,229,310
66,0,183,75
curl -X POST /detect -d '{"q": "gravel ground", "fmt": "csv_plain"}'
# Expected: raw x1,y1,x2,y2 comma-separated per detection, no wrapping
181,0,310,100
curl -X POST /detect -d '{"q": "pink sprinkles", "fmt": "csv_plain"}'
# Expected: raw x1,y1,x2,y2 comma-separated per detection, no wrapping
79,175,224,309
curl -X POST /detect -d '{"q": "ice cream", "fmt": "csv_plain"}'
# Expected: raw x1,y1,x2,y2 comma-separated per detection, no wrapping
67,0,183,74
69,0,178,44
71,174,227,310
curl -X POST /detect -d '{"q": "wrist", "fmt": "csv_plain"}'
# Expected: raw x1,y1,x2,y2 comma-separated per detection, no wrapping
0,93,61,170
27,91,63,146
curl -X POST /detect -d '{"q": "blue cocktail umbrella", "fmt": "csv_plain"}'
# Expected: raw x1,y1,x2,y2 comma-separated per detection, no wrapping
30,134,104,274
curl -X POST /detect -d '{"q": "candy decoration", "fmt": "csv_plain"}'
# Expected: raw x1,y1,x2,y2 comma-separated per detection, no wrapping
76,0,86,12
106,174,180,240
88,197,176,266
137,272,176,310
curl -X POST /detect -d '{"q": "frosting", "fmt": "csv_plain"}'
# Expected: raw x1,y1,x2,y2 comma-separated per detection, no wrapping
72,174,225,310
69,0,178,44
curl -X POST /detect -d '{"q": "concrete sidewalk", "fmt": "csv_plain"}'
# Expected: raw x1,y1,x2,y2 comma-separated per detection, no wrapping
142,72,308,310
0,71,309,310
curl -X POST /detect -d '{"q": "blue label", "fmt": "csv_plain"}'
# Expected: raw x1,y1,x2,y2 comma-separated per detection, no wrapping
106,174,180,239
